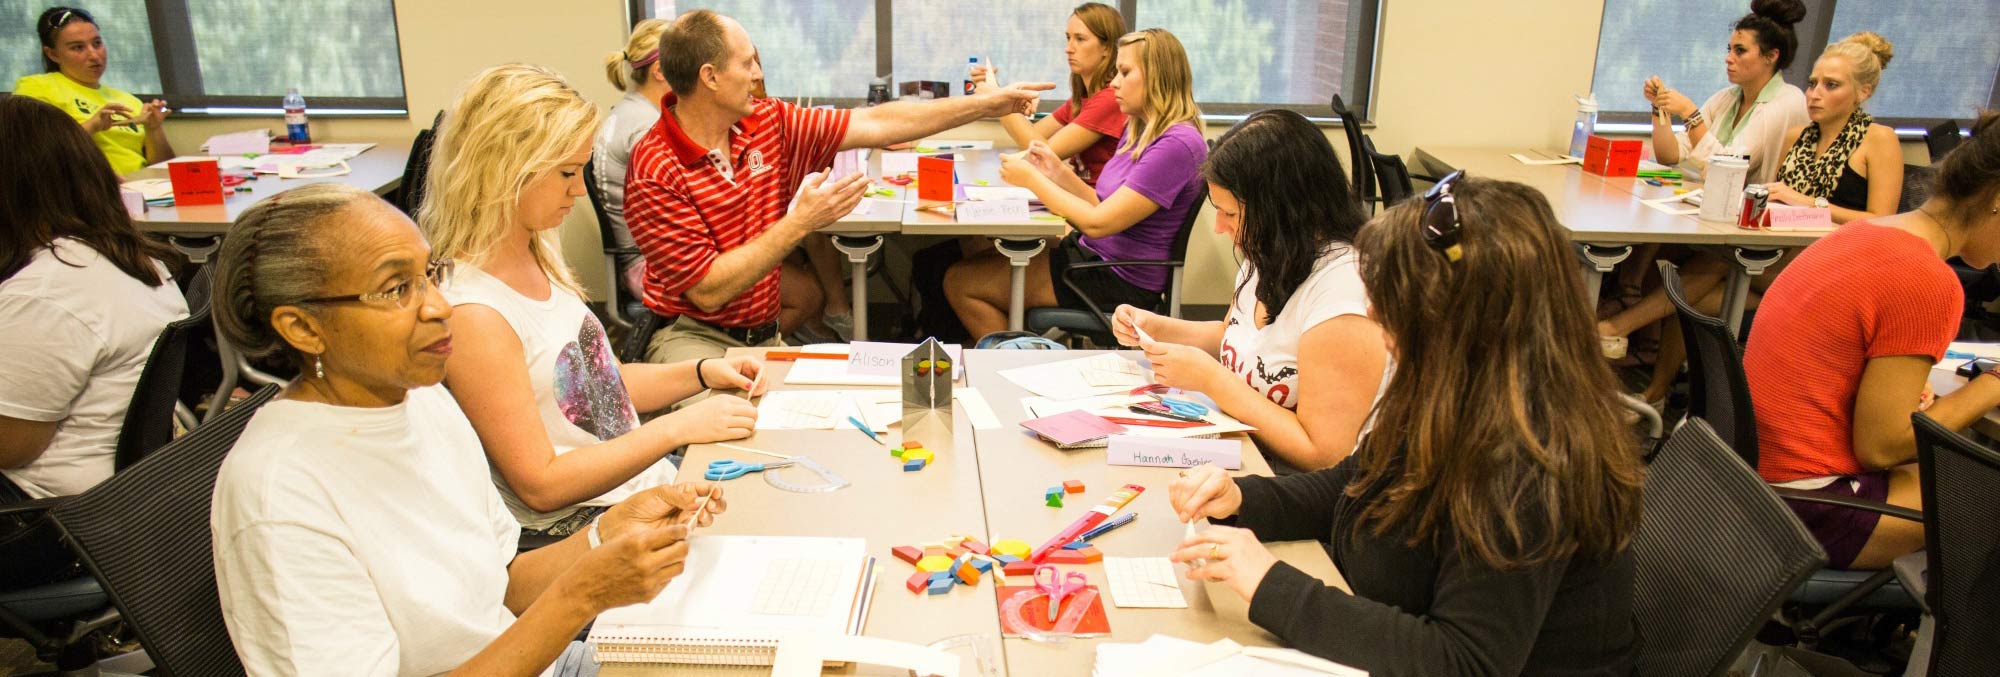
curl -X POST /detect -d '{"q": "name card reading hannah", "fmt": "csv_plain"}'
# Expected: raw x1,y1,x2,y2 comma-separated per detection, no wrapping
954,199,1031,223
1106,436,1242,470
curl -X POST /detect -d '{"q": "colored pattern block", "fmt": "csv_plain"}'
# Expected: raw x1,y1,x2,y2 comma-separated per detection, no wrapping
1045,549,1089,565
892,545,922,565
1002,560,1038,577
1046,493,1064,508
927,572,954,595
916,555,953,572
954,562,981,585
906,449,935,463
992,540,1031,560
969,558,994,573
905,441,924,449
906,571,931,593
1064,480,1085,494
962,540,989,556
1076,546,1103,563
904,458,927,471
1062,541,1090,550
891,446,906,457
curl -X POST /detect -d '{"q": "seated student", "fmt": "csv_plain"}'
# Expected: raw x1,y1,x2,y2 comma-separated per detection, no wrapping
1111,110,1385,472
946,28,1207,339
1644,0,1811,183
627,9,1051,364
1600,30,1904,404
914,2,1129,341
209,183,721,676
13,7,173,175
1767,32,1902,223
1167,174,1644,675
420,64,760,537
596,18,672,299
1746,112,2000,571
0,96,188,500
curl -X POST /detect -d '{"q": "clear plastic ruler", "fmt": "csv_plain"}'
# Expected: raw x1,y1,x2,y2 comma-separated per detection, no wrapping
763,455,850,493
998,586,1100,643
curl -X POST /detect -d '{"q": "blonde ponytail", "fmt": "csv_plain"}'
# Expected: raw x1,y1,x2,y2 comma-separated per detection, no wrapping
1821,31,1894,96
605,18,669,92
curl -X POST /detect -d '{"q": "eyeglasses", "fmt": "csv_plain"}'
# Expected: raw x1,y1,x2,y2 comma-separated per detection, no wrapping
1422,170,1465,263
299,259,454,309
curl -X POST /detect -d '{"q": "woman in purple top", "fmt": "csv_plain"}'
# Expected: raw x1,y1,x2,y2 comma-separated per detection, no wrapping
946,28,1207,339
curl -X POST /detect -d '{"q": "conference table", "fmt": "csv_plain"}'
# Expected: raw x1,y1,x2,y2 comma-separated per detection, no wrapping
1413,146,1824,335
602,348,1344,676
824,148,1068,340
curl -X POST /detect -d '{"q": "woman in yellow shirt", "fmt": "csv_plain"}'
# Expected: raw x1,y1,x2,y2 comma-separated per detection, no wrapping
14,7,173,175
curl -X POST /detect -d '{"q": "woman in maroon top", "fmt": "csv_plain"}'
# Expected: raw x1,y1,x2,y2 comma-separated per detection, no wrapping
975,2,1126,185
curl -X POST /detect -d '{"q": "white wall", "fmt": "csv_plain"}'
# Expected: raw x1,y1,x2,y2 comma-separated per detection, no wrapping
162,0,1614,306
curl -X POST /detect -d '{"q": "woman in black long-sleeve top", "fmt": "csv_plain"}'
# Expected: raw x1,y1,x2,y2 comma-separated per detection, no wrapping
1167,173,1647,676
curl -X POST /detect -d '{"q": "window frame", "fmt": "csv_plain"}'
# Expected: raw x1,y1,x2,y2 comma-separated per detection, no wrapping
1591,0,1998,131
631,0,1381,124
5,0,411,116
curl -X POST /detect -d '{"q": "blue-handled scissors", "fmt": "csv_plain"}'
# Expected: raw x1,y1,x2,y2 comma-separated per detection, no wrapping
1128,384,1211,419
1034,565,1088,622
704,458,795,481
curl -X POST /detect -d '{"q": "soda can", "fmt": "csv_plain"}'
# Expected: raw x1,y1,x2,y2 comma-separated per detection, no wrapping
1739,184,1770,229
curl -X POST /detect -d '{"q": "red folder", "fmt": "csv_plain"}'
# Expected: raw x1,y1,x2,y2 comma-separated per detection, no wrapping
167,158,225,206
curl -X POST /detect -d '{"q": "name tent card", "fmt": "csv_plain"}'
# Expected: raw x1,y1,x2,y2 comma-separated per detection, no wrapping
1106,436,1243,470
954,199,1031,222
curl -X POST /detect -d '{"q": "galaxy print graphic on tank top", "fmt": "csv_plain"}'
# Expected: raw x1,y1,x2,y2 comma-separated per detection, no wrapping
554,314,638,440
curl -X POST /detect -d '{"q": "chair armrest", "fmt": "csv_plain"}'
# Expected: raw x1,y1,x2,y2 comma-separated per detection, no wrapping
1058,260,1185,272
1773,487,1925,522
0,496,63,519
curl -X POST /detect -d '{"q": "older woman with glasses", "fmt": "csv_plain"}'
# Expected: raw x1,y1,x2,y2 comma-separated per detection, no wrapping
209,183,720,676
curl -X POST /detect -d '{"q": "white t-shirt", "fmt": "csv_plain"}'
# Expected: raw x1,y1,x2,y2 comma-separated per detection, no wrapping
0,238,187,498
443,263,666,530
211,386,541,677
1218,247,1374,410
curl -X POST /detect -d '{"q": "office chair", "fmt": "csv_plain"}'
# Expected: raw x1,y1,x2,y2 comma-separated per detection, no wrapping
1329,94,1376,213
1632,418,1825,677
114,305,211,471
47,385,281,676
392,110,446,216
1025,185,1207,346
584,157,649,338
1925,120,1963,164
1904,413,2000,677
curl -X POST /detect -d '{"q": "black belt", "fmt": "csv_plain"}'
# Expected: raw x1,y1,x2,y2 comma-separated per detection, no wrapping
687,317,781,346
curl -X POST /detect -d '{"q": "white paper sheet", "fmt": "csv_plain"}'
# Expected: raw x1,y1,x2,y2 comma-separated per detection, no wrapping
1095,635,1367,677
755,389,899,431
954,387,1002,430
997,353,1150,400
1510,152,1582,166
961,185,1039,202
881,151,923,175
1640,191,1701,216
1103,557,1189,608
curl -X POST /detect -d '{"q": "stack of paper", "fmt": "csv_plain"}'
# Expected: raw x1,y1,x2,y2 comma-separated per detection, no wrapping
1094,635,1366,676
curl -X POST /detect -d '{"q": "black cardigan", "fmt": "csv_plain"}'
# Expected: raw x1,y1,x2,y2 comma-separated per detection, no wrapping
1227,458,1637,676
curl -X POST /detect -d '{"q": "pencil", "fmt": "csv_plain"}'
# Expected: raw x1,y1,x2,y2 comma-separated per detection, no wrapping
714,442,793,460
685,484,718,529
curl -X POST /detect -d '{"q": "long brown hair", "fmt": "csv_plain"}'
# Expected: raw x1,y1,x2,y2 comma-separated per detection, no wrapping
1066,3,1123,118
0,96,173,286
1114,29,1201,161
1350,177,1645,570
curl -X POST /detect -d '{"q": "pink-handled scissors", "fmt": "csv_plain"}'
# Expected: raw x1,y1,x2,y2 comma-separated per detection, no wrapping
1034,565,1087,622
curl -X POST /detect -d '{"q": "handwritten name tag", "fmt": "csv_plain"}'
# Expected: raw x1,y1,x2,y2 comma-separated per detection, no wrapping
1766,205,1835,231
1106,436,1243,470
847,341,964,378
954,199,1031,223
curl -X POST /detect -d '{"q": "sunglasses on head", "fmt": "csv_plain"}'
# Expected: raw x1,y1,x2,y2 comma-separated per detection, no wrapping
1422,170,1465,263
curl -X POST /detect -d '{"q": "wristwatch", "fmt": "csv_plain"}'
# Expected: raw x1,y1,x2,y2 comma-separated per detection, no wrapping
1814,196,1829,209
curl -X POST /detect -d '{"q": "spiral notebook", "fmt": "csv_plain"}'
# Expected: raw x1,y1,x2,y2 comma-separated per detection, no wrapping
588,535,875,666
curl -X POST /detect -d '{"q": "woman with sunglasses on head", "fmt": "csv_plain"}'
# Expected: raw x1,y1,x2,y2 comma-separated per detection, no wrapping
1111,110,1385,472
14,7,173,175
945,28,1207,340
1745,112,2000,572
210,183,724,676
420,64,760,538
1,96,188,502
1167,173,1645,675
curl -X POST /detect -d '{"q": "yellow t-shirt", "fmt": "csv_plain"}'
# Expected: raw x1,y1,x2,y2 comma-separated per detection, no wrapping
12,72,149,175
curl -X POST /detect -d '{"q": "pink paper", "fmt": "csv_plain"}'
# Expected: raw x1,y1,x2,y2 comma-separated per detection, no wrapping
1766,205,1835,231
1020,410,1125,447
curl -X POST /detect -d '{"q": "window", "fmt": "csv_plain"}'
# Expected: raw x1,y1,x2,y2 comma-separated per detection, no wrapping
642,0,1380,119
1591,0,2000,126
3,0,407,113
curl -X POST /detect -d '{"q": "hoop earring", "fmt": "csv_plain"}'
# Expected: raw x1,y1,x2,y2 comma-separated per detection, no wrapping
315,356,325,380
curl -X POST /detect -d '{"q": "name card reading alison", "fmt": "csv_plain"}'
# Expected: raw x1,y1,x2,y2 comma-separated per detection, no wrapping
1106,436,1242,470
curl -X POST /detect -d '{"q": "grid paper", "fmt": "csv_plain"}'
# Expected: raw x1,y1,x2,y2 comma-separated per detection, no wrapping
1103,557,1189,608
750,557,842,617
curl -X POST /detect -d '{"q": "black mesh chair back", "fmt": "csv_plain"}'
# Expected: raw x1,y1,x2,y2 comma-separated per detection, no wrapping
114,304,211,470
1658,260,1760,465
1330,93,1375,212
1912,413,2000,676
1927,120,1964,163
1633,418,1826,677
1032,184,1208,342
51,385,281,677
1901,164,1934,214
393,110,446,215
1362,136,1416,206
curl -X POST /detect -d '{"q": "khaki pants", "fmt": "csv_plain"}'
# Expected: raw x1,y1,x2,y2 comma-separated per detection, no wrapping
645,315,785,366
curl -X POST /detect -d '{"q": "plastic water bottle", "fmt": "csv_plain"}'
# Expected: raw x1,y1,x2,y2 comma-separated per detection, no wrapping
1568,93,1598,159
283,88,311,144
964,56,982,96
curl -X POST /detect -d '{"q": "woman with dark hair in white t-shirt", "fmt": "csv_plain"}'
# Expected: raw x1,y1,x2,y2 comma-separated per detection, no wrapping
1113,109,1387,472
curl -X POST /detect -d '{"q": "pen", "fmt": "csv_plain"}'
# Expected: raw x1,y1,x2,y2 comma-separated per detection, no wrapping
1075,512,1137,542
847,416,885,444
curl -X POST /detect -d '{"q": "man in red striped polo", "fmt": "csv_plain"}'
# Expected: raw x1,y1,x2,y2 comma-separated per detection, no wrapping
627,9,1051,364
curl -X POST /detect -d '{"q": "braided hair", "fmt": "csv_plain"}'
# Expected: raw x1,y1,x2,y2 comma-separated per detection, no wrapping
210,184,371,368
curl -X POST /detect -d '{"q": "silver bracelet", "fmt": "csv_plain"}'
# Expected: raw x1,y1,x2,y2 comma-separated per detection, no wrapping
585,516,603,549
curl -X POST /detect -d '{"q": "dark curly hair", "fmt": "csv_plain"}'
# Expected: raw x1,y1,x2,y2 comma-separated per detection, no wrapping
1736,0,1808,71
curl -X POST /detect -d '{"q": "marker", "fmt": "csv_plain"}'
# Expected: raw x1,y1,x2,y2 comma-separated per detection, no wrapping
846,416,885,445
1075,512,1137,542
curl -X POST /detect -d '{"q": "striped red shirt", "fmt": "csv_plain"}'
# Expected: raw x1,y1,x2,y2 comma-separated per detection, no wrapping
1744,223,1962,482
625,95,850,327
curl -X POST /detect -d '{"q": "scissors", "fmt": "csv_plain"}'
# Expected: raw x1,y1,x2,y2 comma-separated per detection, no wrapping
1034,565,1088,622
704,458,795,481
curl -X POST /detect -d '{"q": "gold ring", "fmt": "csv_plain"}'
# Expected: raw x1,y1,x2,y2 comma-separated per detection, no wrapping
1209,544,1221,560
